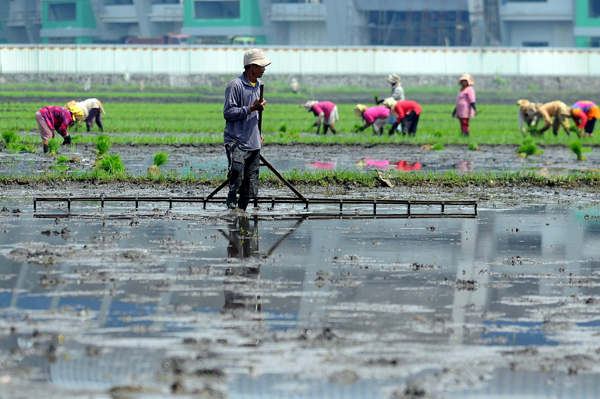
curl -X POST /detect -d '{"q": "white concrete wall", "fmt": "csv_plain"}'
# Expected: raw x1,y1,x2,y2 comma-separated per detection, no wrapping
2,45,600,76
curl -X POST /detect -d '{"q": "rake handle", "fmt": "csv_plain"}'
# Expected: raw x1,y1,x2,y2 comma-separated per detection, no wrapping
258,82,264,134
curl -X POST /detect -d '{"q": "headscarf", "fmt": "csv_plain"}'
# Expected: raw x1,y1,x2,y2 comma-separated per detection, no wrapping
303,100,318,112
382,97,397,110
65,102,84,121
459,74,474,86
517,99,531,111
387,74,401,85
354,104,367,117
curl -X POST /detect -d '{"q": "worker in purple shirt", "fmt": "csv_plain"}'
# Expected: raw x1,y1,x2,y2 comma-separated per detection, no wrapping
223,49,271,211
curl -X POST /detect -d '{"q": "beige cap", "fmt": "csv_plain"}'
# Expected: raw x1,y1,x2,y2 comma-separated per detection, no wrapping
244,48,272,67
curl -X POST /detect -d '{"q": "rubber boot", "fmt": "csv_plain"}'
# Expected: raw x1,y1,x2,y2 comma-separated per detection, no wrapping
323,125,329,135
461,131,469,137
62,135,71,145
226,191,237,210
43,144,49,154
330,126,337,135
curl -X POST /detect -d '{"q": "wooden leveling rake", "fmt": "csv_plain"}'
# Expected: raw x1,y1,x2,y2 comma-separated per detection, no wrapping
33,83,477,219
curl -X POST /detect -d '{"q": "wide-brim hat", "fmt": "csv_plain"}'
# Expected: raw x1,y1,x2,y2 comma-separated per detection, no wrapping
244,48,271,67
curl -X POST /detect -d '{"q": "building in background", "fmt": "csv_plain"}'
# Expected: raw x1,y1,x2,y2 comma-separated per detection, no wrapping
574,0,600,47
0,0,597,48
499,0,574,47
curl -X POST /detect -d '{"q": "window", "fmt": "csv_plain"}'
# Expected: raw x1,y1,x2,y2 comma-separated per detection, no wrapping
505,0,546,2
590,37,600,47
522,41,549,47
194,0,240,19
48,3,77,21
591,0,600,18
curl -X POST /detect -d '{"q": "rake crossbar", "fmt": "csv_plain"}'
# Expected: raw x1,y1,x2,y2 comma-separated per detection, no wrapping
33,196,477,217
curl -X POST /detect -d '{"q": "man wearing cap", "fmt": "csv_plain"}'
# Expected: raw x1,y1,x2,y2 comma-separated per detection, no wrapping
223,48,270,210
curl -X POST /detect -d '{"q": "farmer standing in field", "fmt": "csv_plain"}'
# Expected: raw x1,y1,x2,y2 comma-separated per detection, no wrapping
382,98,422,136
453,74,477,136
571,101,600,137
354,104,390,135
66,98,106,132
35,103,84,154
537,101,572,136
223,49,271,210
303,101,338,134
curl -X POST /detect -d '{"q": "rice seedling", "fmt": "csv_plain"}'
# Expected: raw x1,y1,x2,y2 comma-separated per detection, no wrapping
432,143,445,151
517,138,543,158
148,152,168,177
96,134,111,158
569,140,592,161
47,137,61,156
468,142,480,151
56,155,70,164
97,155,125,175
278,123,287,133
2,131,18,146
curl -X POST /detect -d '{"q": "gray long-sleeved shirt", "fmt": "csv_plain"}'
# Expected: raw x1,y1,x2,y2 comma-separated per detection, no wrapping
223,74,261,151
391,84,405,101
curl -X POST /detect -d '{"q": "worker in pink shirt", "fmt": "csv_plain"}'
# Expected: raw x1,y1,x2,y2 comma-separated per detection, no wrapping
354,104,390,135
452,74,477,136
303,101,339,134
383,98,422,136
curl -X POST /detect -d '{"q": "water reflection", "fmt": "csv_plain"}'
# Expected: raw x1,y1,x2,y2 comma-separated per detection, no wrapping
1,205,600,397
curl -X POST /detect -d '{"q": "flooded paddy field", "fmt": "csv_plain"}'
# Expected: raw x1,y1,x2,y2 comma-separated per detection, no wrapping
2,186,600,398
1,143,599,178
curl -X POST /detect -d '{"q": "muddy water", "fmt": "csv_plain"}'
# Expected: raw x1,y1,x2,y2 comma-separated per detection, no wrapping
2,143,599,177
1,201,600,398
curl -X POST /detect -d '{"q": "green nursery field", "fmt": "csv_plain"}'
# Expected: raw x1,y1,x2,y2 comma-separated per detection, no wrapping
1,102,595,146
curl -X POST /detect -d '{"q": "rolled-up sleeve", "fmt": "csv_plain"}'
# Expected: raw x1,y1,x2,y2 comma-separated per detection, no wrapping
223,82,251,121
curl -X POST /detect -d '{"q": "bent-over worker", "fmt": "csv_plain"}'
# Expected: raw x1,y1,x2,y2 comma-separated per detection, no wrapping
303,101,338,134
354,104,390,135
571,101,600,136
517,99,542,136
383,98,422,136
67,98,106,132
35,103,84,153
538,101,572,136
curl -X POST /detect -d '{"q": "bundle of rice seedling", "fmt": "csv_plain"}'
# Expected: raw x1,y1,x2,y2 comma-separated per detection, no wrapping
96,134,111,158
517,138,544,158
148,152,168,177
569,140,592,161
47,137,61,156
98,155,125,175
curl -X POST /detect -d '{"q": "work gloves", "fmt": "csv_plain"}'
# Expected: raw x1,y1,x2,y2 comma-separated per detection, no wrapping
62,135,71,145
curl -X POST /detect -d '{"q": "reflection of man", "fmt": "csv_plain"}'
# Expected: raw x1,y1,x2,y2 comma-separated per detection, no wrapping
222,217,262,317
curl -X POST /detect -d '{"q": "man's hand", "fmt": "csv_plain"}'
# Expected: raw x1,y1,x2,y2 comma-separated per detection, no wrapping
260,134,264,146
250,98,267,112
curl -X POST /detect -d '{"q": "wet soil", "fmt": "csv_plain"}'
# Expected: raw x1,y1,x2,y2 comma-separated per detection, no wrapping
1,196,600,398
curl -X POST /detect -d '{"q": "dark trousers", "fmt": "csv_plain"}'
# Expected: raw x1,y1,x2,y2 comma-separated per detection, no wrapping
225,144,260,210
86,108,104,132
402,112,420,136
585,118,596,134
